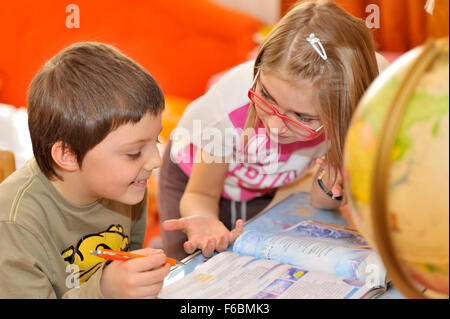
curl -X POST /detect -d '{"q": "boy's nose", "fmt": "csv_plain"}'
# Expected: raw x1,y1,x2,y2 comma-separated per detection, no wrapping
143,147,162,171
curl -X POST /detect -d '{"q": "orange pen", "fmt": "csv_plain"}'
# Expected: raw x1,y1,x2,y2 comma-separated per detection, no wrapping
89,249,182,267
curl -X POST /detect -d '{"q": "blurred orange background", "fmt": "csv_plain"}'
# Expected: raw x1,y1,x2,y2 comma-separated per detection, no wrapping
0,0,263,108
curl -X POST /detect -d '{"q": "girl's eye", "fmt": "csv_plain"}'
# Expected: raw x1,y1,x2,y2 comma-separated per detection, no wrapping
260,89,271,100
295,113,313,123
127,152,141,160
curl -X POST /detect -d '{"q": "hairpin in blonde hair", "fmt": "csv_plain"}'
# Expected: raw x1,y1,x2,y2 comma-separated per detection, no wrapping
425,0,435,14
306,33,327,61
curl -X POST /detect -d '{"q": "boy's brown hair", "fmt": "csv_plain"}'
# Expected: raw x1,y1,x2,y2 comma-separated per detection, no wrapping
27,42,165,180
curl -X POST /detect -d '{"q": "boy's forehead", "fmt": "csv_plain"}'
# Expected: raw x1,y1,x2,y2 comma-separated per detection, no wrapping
104,113,162,145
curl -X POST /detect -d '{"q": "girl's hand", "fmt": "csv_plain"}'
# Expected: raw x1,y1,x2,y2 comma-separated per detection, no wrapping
162,216,244,258
315,157,344,200
100,248,171,299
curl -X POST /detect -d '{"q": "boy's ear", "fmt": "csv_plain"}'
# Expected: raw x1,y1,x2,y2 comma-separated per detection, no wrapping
51,141,79,172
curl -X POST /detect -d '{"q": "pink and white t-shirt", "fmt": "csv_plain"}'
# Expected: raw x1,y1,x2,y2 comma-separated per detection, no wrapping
170,60,327,202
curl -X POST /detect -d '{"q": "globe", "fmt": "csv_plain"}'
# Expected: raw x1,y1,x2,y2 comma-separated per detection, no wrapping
343,38,449,298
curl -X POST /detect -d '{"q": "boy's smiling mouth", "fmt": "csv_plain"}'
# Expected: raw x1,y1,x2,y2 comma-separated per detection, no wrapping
130,174,151,188
131,180,147,187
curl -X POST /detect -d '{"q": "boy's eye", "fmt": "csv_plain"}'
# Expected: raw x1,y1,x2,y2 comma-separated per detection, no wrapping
127,152,141,160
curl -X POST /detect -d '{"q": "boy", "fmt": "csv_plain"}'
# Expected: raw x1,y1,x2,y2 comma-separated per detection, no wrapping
0,42,170,298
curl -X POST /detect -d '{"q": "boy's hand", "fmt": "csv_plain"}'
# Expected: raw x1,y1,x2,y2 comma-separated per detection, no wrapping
162,216,244,258
100,248,171,299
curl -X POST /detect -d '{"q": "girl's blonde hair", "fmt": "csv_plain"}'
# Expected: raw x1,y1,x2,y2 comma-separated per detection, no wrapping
245,0,379,181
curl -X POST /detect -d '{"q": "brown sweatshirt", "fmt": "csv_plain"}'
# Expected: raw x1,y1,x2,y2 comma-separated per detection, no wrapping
0,158,147,298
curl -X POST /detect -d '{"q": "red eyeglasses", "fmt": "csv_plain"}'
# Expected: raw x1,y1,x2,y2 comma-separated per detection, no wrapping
248,70,323,139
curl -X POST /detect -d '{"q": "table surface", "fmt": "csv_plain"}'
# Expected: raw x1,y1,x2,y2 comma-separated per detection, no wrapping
164,192,405,299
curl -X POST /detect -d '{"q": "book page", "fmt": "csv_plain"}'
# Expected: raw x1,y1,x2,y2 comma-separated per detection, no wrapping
282,220,370,247
232,220,387,287
158,252,379,299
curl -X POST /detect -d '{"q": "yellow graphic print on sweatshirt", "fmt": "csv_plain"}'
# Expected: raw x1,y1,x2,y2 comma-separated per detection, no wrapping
61,225,129,284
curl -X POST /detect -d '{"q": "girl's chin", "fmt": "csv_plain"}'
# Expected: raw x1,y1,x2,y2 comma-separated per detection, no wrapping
277,136,302,144
261,125,306,144
267,132,301,144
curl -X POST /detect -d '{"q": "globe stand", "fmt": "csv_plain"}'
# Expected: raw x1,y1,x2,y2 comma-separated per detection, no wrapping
371,39,443,299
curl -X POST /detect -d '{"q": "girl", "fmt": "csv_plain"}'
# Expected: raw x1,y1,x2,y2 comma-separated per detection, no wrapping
158,0,381,260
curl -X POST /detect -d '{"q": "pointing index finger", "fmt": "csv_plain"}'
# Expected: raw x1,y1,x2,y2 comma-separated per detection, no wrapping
230,219,244,242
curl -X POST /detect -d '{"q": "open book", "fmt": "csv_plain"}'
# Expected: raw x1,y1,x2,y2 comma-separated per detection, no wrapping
159,220,389,299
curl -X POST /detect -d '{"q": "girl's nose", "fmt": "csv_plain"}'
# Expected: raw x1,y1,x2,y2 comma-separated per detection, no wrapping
266,115,288,134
